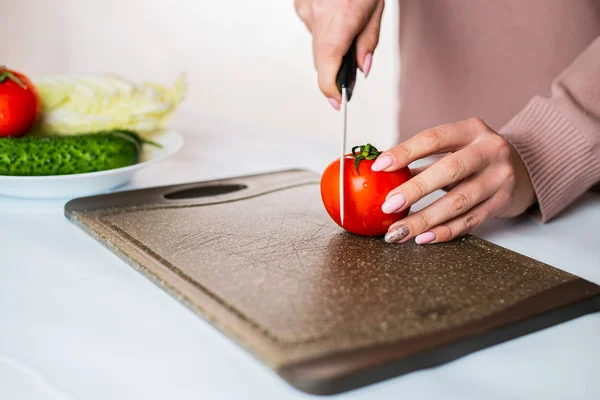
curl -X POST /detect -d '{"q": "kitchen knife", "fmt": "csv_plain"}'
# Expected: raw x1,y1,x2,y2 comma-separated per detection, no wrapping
335,40,357,227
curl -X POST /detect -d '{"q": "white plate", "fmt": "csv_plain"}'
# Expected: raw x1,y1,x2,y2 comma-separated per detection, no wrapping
0,129,183,199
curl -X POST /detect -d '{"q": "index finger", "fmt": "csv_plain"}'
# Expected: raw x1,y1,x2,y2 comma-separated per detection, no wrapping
372,118,487,172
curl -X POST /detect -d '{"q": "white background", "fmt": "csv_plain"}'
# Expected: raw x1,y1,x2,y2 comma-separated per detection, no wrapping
2,0,400,150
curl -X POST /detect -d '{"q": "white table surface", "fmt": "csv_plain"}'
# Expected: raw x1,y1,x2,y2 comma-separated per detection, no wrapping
2,114,600,400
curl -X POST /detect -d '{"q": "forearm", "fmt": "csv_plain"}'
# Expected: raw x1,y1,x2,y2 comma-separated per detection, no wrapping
500,36,600,222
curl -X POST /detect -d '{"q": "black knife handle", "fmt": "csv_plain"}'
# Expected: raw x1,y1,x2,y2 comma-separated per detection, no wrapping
336,39,357,102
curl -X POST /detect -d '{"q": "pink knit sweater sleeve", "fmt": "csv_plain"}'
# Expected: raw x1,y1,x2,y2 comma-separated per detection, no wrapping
499,37,600,222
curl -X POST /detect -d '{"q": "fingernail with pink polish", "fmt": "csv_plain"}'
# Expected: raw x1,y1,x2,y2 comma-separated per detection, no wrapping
382,193,406,214
327,98,340,111
371,155,393,171
363,53,373,78
415,232,436,245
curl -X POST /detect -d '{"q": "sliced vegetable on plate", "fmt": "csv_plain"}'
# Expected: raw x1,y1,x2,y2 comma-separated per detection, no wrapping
32,74,186,137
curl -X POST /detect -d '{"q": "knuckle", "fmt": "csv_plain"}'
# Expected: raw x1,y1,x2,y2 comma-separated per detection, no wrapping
445,156,467,181
310,0,328,16
463,212,481,232
411,178,429,199
393,143,413,161
492,136,512,159
421,127,445,150
497,165,516,185
313,0,353,20
450,192,471,214
295,0,308,17
415,211,433,230
467,117,487,131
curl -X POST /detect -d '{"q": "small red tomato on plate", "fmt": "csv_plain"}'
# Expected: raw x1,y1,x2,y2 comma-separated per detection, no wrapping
321,143,412,237
0,66,41,137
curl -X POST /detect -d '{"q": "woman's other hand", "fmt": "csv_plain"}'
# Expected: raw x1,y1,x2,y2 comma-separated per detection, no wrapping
294,0,384,109
372,118,537,244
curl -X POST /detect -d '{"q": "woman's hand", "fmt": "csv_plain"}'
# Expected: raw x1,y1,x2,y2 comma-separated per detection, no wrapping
294,0,384,109
371,118,537,244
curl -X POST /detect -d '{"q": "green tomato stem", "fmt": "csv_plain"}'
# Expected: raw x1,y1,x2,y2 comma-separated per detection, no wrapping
0,66,28,89
351,143,382,174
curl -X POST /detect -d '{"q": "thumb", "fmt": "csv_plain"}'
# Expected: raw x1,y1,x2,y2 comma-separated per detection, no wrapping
356,0,384,77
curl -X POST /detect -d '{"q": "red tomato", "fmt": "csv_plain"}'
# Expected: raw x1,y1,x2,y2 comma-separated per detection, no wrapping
320,144,412,237
0,67,41,137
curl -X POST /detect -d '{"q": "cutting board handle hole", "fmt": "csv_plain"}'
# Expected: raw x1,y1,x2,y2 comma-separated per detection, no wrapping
164,184,248,200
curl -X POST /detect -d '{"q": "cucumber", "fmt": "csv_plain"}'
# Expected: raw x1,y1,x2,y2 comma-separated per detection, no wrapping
0,130,151,176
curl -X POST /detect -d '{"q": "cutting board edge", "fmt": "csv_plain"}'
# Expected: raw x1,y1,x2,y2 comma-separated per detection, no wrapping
66,212,297,369
276,279,600,395
64,168,321,215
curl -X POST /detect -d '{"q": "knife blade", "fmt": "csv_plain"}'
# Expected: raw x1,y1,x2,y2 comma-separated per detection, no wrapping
339,87,348,226
336,40,358,227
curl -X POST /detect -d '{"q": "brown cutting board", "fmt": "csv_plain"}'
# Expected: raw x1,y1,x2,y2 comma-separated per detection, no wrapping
65,169,600,395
